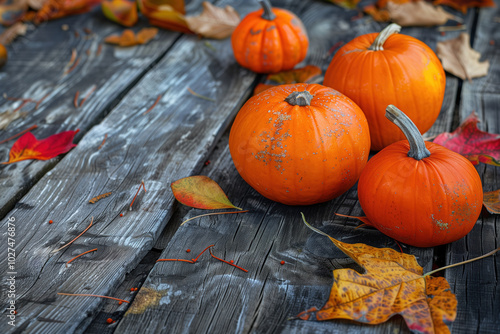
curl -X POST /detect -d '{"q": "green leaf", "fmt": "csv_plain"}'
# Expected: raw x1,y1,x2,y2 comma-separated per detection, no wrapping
171,175,241,210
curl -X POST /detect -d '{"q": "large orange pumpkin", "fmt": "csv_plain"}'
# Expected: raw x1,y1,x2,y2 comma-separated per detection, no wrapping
231,0,309,74
229,83,370,205
358,105,483,247
323,23,446,151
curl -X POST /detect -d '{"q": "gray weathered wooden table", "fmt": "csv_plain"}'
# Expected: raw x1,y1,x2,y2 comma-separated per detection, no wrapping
1,0,499,333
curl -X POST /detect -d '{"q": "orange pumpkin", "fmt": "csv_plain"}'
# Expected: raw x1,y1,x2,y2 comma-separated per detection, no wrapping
358,105,483,247
323,23,446,151
229,83,370,205
231,0,309,74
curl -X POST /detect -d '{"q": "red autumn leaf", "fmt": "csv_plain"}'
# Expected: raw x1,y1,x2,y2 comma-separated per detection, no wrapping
483,189,500,214
433,0,495,14
101,0,138,27
171,175,241,210
433,112,500,166
254,65,322,95
2,130,79,164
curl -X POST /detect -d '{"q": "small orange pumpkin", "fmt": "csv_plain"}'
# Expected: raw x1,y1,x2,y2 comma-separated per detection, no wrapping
323,24,446,151
231,0,309,74
358,105,483,247
229,83,370,205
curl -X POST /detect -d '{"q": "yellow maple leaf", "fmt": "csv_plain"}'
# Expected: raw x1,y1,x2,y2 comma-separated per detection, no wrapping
299,213,457,334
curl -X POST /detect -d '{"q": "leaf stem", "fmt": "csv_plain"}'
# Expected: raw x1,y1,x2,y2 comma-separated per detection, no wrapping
181,210,249,226
0,125,38,145
424,247,500,277
57,292,129,304
187,87,215,102
51,217,94,254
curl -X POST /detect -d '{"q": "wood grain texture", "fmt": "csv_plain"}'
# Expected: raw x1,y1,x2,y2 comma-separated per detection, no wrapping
116,131,435,334
446,2,500,333
116,0,473,333
0,1,258,332
0,7,186,218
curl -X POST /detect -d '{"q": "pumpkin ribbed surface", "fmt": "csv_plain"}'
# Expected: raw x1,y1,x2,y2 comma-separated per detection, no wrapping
323,28,445,151
358,136,483,247
229,83,370,205
231,5,308,73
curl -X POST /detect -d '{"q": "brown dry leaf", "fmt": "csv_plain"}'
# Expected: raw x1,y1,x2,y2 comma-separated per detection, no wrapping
0,22,27,45
136,27,159,44
483,189,500,214
299,214,457,333
437,33,489,80
185,1,240,39
387,1,457,26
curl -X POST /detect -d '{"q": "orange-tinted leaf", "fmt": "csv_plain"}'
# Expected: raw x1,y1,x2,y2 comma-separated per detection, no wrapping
437,33,489,80
433,0,495,14
137,0,184,14
102,0,138,27
300,214,457,333
483,189,500,214
0,43,6,68
2,130,79,164
325,0,361,10
136,27,158,44
433,111,500,166
185,1,240,39
34,0,102,24
171,175,241,210
363,4,390,22
145,6,191,33
253,65,321,95
104,28,158,46
137,0,191,33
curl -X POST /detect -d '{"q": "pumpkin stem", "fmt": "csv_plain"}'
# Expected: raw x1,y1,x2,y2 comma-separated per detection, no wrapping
368,23,401,51
285,91,313,106
385,105,430,160
259,0,276,21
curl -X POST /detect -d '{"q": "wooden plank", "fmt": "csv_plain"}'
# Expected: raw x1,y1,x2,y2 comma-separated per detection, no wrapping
117,1,469,333
447,2,500,333
117,132,433,334
0,7,187,218
0,1,259,332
